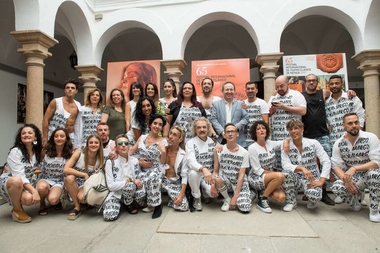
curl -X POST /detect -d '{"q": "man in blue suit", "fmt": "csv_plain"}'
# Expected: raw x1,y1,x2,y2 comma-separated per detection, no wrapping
210,81,249,148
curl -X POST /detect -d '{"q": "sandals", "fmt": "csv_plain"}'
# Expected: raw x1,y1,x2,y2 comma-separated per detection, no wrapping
11,208,32,223
126,204,138,215
67,208,82,220
321,193,335,206
38,207,49,216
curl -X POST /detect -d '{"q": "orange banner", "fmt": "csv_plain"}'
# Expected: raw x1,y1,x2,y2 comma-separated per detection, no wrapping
106,60,161,103
191,58,249,100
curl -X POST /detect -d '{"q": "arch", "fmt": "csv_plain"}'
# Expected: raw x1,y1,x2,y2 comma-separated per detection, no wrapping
363,0,380,49
94,8,169,65
172,1,262,59
279,5,363,53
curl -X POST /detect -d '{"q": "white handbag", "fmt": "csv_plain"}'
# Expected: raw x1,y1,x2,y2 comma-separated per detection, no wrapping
83,162,109,207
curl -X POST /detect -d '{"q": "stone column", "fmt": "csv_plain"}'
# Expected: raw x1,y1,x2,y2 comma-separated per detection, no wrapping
11,30,58,130
161,59,187,92
255,53,283,102
352,50,380,136
76,65,104,103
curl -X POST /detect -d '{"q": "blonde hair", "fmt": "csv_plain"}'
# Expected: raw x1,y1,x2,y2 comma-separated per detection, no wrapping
82,134,104,172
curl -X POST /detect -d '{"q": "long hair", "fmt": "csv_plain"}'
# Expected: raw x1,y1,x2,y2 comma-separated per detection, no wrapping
85,88,104,109
82,134,104,173
12,124,42,163
133,96,156,132
164,79,177,98
145,83,159,104
175,81,201,107
108,88,126,111
45,128,73,159
128,82,144,101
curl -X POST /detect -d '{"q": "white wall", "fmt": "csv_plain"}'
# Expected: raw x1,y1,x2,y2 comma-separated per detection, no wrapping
0,68,78,165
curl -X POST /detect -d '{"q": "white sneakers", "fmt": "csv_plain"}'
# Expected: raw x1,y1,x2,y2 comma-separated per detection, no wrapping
307,201,317,209
142,206,154,213
334,196,344,204
369,210,380,223
283,203,297,212
193,198,203,211
350,195,362,212
221,198,231,212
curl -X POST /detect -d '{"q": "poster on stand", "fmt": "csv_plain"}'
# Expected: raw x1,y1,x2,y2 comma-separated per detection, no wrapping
282,53,349,92
191,58,250,100
106,60,161,103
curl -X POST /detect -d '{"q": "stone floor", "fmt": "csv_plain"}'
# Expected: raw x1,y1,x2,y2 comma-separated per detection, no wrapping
0,193,379,253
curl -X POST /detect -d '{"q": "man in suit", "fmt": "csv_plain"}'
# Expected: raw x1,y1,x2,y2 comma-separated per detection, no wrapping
210,81,249,148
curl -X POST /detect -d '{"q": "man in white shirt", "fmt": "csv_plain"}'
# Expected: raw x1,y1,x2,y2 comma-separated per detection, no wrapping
186,117,217,211
331,113,380,222
96,122,115,158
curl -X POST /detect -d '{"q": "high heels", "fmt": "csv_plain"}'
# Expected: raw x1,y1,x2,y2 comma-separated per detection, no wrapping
11,208,32,223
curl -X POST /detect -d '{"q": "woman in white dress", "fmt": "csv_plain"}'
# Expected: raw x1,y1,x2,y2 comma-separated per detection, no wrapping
36,128,73,215
159,79,177,114
75,88,104,149
129,96,156,142
63,134,104,220
129,114,167,219
0,124,43,223
125,82,144,132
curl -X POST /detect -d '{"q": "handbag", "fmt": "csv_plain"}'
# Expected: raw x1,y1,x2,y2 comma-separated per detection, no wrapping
83,161,110,207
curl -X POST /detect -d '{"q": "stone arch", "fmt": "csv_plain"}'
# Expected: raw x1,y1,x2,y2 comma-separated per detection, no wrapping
363,0,380,49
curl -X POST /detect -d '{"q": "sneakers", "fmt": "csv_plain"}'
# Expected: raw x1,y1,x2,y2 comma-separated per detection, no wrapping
369,209,380,223
334,196,344,204
221,198,231,212
142,206,154,213
256,198,272,213
283,203,297,212
350,195,362,211
193,198,203,211
307,201,317,209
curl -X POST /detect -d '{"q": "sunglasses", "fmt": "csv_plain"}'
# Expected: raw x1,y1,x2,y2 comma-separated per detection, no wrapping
117,141,129,146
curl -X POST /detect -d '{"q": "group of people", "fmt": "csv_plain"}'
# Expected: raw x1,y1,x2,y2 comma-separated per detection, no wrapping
1,74,379,224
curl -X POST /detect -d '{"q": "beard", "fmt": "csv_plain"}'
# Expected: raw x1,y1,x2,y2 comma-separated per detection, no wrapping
347,129,359,136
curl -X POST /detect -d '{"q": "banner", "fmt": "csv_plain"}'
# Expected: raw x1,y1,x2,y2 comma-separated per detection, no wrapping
106,60,161,103
191,58,250,100
283,53,349,91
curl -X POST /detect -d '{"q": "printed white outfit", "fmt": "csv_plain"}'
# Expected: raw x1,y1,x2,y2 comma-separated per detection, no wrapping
268,90,306,141
127,117,150,145
186,136,216,198
217,145,251,212
331,131,380,212
248,140,294,204
243,98,269,147
48,97,81,142
325,91,365,147
281,138,331,205
102,139,115,158
74,106,102,149
133,134,167,207
173,105,204,142
161,147,189,211
38,155,67,189
0,148,38,205
73,152,100,188
103,156,145,221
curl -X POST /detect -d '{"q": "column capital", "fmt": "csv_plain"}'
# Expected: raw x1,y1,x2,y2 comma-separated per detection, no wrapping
161,59,187,74
11,30,58,60
352,49,380,66
76,65,104,88
255,52,284,66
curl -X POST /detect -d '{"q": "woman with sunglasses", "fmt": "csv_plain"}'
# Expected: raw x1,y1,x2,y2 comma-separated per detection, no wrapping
103,134,145,221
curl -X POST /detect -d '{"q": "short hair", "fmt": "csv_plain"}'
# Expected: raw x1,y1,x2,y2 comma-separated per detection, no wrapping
115,134,129,143
245,81,258,88
64,78,81,90
305,74,318,80
202,77,214,87
191,117,212,137
343,112,358,122
286,118,304,130
85,88,104,109
329,75,343,82
224,123,237,131
170,126,186,150
149,114,167,128
250,120,270,141
222,81,235,91
128,82,144,101
97,122,109,129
